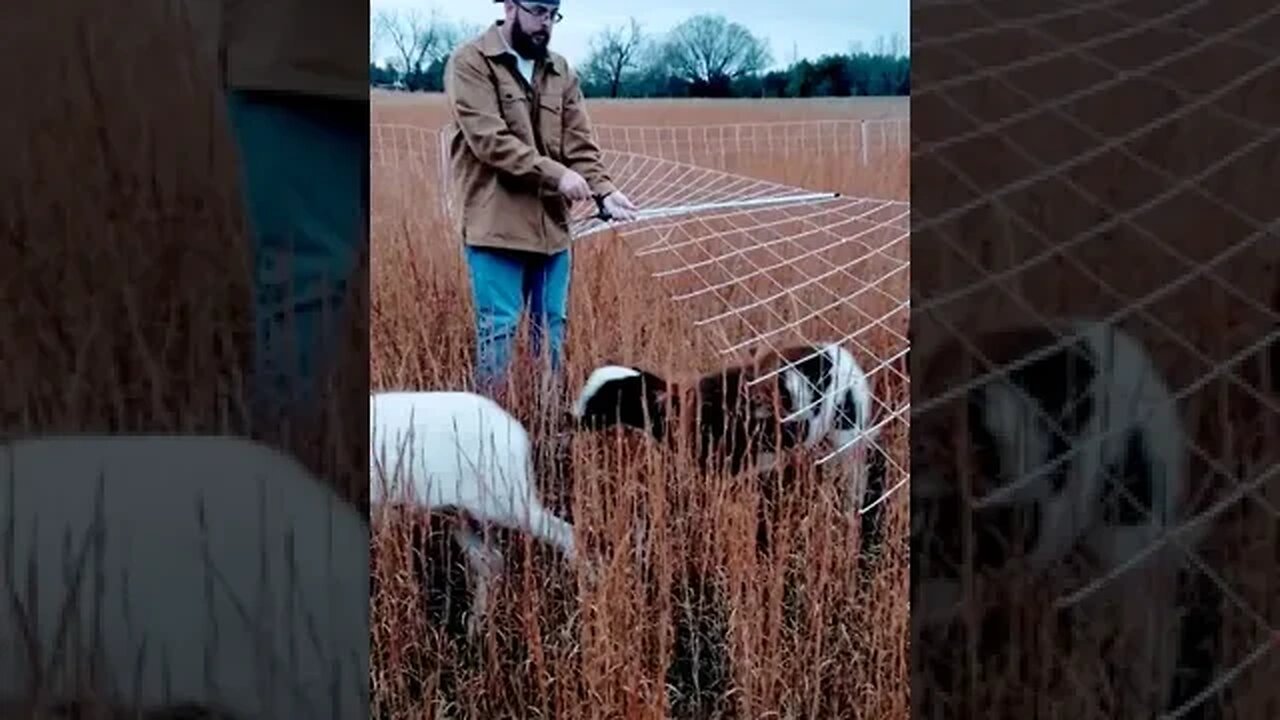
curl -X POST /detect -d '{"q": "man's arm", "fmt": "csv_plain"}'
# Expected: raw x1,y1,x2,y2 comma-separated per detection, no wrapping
560,66,619,198
445,48,569,187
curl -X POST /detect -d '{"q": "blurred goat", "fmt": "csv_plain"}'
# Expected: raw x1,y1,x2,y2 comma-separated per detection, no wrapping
0,435,368,718
911,319,1213,717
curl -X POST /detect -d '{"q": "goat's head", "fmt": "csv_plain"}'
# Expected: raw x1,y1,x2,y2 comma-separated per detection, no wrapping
914,320,1188,597
569,363,671,437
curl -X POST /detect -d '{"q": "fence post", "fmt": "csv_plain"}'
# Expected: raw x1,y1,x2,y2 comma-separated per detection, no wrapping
861,121,869,166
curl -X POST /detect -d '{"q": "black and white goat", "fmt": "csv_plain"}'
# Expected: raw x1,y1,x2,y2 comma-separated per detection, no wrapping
370,391,583,638
0,435,368,719
567,342,888,547
911,319,1214,717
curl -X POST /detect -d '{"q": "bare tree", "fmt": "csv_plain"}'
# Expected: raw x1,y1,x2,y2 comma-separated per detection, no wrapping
372,8,459,81
370,11,383,61
888,32,907,58
455,21,485,43
661,14,771,87
582,18,645,98
871,32,907,58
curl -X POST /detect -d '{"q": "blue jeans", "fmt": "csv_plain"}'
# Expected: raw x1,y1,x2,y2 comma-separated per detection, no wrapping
225,90,367,424
464,245,572,396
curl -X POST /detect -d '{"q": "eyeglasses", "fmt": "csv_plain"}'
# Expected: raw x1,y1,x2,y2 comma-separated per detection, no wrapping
513,0,563,24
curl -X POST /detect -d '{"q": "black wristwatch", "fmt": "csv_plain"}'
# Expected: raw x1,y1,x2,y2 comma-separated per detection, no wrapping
593,192,614,221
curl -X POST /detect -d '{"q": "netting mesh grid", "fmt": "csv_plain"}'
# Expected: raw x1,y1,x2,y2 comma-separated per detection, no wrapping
912,1,1279,718
372,116,911,519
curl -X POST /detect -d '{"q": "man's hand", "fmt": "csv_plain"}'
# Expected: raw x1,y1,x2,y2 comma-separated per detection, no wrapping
557,170,592,202
601,191,639,222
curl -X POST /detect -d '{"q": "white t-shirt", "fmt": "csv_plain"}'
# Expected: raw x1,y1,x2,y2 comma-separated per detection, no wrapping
514,54,534,85
501,32,536,86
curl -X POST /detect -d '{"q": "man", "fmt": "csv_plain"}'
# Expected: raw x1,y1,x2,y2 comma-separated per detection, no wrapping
219,0,368,430
444,0,638,401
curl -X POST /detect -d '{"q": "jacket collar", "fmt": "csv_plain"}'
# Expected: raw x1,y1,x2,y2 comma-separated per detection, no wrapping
479,20,562,75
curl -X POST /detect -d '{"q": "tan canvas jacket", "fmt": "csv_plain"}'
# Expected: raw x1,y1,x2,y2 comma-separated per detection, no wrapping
216,0,368,100
444,21,618,255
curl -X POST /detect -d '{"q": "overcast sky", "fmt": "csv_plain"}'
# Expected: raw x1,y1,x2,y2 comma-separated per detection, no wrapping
370,0,909,70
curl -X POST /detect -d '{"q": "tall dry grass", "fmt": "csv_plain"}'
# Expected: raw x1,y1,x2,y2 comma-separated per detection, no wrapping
1,1,368,486
0,2,250,433
0,1,369,714
370,98,910,718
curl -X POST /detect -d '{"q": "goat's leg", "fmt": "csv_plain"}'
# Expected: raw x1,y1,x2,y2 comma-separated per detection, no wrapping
860,444,888,534
833,430,889,559
843,455,868,517
1166,568,1225,718
522,504,603,585
830,430,868,514
523,504,578,563
450,523,506,640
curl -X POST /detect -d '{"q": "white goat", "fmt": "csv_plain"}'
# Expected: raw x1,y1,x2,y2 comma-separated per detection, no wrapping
369,391,580,636
0,435,368,719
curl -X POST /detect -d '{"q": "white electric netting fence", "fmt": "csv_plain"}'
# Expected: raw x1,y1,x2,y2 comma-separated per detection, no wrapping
589,118,909,169
912,1,1280,717
371,117,912,521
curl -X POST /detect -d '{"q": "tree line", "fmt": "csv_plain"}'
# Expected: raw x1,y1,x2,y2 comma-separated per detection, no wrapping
371,10,909,98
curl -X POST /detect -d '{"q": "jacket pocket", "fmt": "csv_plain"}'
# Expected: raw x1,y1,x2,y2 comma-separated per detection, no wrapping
499,92,534,145
538,96,563,158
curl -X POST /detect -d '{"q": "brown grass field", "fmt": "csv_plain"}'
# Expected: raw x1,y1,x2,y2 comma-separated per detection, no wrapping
11,2,1277,716
369,92,911,719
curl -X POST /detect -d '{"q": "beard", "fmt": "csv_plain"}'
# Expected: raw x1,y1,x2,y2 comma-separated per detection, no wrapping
510,19,549,60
